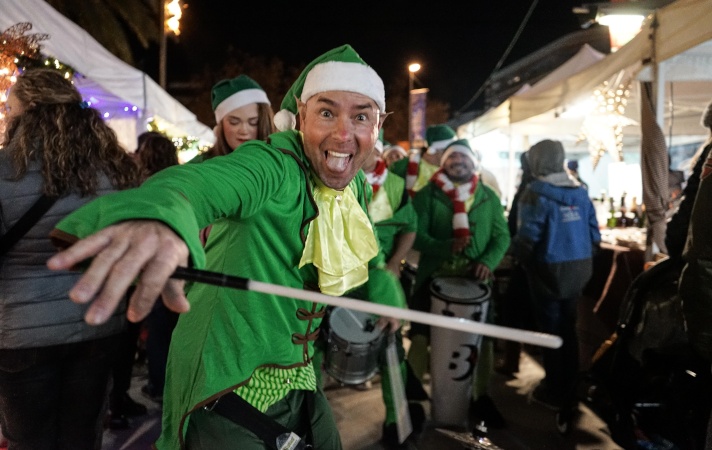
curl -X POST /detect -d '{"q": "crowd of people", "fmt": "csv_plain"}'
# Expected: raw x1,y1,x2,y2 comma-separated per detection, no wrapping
1,43,709,450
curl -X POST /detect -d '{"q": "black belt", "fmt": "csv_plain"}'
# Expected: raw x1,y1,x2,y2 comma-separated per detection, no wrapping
206,391,314,450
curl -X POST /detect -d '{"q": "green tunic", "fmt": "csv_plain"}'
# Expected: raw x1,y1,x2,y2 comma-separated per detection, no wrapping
411,180,510,297
53,130,405,449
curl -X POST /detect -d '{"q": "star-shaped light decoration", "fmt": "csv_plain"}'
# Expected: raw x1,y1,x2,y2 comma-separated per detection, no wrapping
0,22,48,131
580,78,637,169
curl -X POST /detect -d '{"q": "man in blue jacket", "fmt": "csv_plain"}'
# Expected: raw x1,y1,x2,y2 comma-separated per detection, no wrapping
513,139,601,413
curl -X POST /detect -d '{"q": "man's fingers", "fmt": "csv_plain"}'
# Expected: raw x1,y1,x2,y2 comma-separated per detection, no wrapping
82,231,158,324
47,229,114,272
47,221,191,326
130,239,189,321
161,279,191,315
376,317,400,334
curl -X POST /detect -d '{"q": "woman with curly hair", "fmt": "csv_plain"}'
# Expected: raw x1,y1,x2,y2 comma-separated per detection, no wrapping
0,68,141,449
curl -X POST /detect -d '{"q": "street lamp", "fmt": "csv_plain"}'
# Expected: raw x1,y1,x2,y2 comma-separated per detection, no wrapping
408,63,421,150
159,0,184,89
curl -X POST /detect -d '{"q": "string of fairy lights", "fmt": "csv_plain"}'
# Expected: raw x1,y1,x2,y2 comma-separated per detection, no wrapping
0,21,207,156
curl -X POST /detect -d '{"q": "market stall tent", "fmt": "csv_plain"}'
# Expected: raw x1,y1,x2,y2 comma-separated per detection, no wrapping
459,0,712,220
1,0,214,151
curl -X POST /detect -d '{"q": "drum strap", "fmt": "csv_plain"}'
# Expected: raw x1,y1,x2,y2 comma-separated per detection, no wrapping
208,391,314,450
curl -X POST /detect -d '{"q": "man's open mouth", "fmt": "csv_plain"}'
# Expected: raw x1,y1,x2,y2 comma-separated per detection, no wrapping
325,150,353,172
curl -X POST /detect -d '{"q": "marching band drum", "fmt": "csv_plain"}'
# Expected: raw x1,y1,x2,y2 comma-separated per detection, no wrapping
429,277,492,427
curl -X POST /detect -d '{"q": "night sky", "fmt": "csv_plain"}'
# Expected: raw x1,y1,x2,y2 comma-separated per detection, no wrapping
168,0,585,113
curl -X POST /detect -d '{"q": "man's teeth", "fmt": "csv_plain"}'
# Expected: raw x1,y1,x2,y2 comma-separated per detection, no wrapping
327,150,350,159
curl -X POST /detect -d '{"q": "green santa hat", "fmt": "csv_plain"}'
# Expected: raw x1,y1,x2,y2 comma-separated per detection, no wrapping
440,138,481,172
425,124,457,154
211,75,270,123
274,44,386,131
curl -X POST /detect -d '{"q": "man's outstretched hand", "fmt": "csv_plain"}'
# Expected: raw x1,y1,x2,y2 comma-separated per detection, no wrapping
47,221,191,325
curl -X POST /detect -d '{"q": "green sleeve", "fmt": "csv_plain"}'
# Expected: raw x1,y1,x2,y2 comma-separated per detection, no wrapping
464,187,511,271
366,267,406,308
393,201,418,234
55,141,290,269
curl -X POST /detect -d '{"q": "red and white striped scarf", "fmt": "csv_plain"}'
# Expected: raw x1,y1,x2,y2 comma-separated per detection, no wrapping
431,169,478,239
405,151,421,197
366,159,388,195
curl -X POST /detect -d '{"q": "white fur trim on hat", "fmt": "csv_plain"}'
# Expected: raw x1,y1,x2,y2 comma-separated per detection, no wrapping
302,61,385,112
427,136,457,154
274,109,296,131
441,144,478,170
384,145,407,157
214,89,271,123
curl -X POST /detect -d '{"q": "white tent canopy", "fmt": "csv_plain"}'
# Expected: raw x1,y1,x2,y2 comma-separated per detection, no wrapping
1,0,214,149
465,43,606,138
459,0,712,206
462,0,712,141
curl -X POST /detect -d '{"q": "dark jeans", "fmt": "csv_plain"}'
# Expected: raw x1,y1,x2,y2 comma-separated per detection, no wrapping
497,264,536,370
0,335,121,450
145,301,179,395
531,294,579,406
111,319,143,399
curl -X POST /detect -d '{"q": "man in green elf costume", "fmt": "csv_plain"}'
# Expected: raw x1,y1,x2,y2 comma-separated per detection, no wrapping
47,44,404,450
389,124,458,197
408,138,510,428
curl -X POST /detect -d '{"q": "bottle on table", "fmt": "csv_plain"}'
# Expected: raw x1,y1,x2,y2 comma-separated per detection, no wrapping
596,190,609,228
607,197,618,229
616,192,629,228
628,196,641,228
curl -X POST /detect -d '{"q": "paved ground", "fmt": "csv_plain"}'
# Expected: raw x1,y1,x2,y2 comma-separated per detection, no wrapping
101,348,623,450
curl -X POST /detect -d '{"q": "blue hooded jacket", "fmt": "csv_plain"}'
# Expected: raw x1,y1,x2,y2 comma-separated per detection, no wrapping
514,140,601,299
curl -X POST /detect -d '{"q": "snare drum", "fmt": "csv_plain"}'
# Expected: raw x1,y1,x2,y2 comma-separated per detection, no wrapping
429,277,491,427
324,307,385,385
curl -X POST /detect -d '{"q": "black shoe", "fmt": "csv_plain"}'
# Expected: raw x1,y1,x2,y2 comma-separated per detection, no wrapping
111,392,147,417
469,395,506,429
106,412,130,430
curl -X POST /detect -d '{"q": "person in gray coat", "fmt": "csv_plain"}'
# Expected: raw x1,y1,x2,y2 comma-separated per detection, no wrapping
0,69,140,449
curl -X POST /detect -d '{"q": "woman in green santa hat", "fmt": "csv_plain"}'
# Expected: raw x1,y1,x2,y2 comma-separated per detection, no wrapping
190,74,276,244
191,74,275,163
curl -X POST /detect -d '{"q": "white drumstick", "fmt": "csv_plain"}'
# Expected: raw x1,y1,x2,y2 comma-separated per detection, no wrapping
171,267,562,349
343,307,367,330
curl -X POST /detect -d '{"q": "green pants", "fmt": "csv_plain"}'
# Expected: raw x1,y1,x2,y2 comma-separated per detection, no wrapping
184,389,342,449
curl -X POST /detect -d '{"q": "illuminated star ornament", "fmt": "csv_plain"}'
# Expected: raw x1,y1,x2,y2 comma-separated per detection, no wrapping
579,77,636,170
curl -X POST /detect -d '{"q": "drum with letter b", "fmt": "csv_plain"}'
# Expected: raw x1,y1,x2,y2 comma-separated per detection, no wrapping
324,307,385,385
429,277,491,427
